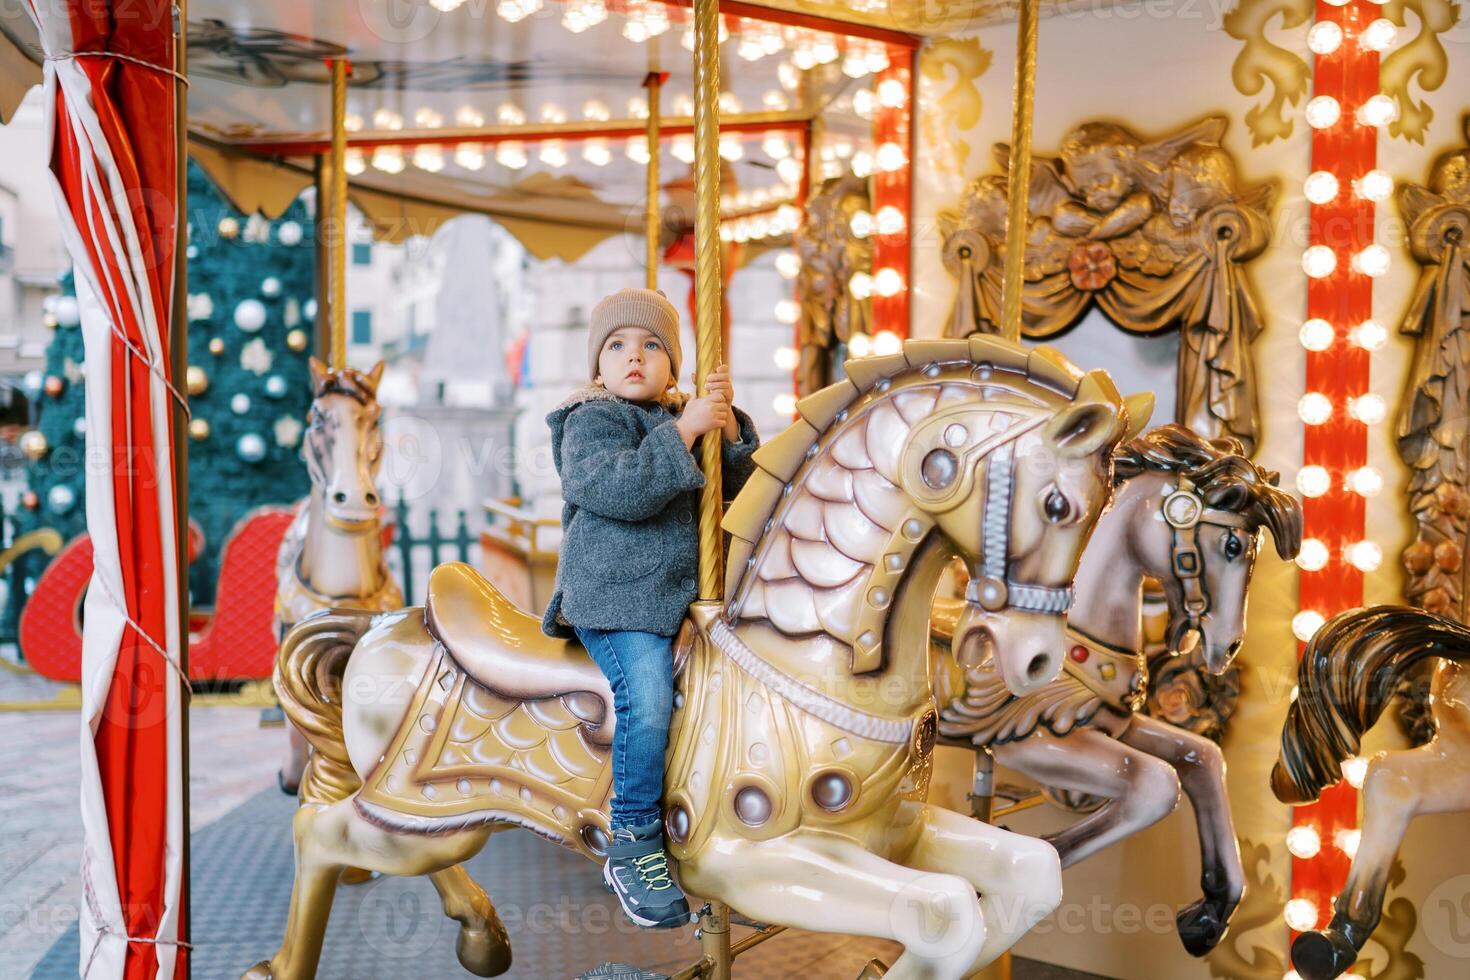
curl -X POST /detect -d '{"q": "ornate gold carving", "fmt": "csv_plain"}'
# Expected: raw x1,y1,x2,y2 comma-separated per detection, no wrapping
920,36,993,174
1223,0,1313,146
940,116,1276,452
794,175,872,396
1380,0,1462,144
1397,120,1470,616
1204,839,1286,979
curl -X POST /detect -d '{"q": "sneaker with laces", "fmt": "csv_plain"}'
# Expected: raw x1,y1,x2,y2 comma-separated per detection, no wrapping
602,819,690,928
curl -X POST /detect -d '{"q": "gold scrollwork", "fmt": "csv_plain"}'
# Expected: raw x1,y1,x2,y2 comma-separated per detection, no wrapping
920,36,993,174
1222,0,1313,146
1380,0,1462,144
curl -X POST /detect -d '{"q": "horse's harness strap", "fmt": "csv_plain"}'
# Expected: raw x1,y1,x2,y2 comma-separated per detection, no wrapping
973,434,1075,615
708,617,913,745
1162,476,1249,624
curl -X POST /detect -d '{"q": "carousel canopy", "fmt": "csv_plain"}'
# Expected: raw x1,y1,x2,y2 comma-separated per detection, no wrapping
0,0,1023,261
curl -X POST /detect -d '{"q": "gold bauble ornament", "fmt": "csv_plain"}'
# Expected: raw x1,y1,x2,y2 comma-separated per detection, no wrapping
189,418,211,440
21,491,38,510
285,329,308,352
43,375,65,397
43,313,58,329
218,216,240,240
186,365,209,396
19,429,49,460
208,337,226,356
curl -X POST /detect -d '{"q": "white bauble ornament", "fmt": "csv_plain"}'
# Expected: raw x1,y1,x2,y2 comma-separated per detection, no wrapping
303,298,318,322
264,374,288,399
54,295,80,327
73,416,88,436
231,393,252,415
277,220,304,246
234,299,267,332
47,484,76,514
236,433,267,462
261,276,282,298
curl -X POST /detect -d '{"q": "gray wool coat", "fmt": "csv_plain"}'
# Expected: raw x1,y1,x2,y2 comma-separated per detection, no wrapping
541,385,760,639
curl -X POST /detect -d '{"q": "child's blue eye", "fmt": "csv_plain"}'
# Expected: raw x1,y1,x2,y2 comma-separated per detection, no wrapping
645,340,660,351
609,340,623,350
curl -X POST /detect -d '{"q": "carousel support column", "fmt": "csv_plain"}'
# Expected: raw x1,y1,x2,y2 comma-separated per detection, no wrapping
691,0,731,974
312,155,332,361
171,4,191,968
999,0,1039,343
328,57,350,371
644,72,667,290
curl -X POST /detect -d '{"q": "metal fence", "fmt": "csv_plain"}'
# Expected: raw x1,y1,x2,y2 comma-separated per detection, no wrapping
389,495,481,605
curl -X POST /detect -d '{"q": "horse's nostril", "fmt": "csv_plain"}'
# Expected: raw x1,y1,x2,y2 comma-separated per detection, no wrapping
1026,652,1051,681
332,491,347,504
365,492,378,506
1227,640,1243,659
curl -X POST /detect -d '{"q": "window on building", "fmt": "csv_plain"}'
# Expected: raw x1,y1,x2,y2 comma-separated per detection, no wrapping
351,309,372,345
352,241,372,266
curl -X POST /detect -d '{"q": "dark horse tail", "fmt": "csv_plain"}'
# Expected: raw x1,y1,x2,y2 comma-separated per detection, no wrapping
1273,606,1470,804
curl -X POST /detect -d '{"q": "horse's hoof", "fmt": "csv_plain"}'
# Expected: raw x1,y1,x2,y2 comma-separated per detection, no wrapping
339,866,376,885
1176,897,1230,956
277,770,299,797
456,923,513,977
241,962,274,980
1292,928,1360,980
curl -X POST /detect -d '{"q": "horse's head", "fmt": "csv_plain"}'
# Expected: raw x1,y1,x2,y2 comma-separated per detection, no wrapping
902,365,1150,696
305,357,386,534
1115,425,1302,674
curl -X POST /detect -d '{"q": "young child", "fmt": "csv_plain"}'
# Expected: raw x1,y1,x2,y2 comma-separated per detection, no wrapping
541,287,759,928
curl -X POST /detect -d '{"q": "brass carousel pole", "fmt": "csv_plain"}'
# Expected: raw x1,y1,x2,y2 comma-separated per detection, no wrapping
691,0,731,975
328,58,349,371
644,71,664,290
1000,0,1038,344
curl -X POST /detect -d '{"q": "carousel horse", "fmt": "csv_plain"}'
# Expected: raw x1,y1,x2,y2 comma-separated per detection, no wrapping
274,358,403,794
1274,606,1470,980
245,338,1152,980
934,424,1300,955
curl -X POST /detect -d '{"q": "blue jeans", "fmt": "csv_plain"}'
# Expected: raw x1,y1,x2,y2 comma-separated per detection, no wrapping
573,627,675,829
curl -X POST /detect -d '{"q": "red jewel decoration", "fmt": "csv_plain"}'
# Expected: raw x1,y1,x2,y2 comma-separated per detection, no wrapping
1068,644,1089,663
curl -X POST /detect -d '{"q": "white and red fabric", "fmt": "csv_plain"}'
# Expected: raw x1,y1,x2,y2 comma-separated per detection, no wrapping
24,2,187,978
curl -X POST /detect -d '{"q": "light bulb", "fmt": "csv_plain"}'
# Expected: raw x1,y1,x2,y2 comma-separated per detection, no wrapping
454,143,485,170
1324,0,1350,5
847,332,873,358
344,148,366,176
851,151,875,178
1297,465,1331,498
672,135,696,164
842,51,871,79
873,330,902,356
624,137,650,165
877,78,907,108
1305,96,1342,129
763,134,791,160
813,35,839,65
1350,319,1388,350
1296,538,1329,571
775,251,801,280
626,96,648,120
1357,94,1398,128
540,103,567,124
762,90,790,111
1304,171,1339,204
1303,245,1337,278
865,42,890,73
412,145,445,172
344,112,364,132
1293,610,1326,642
1346,466,1384,497
455,106,485,128
1345,540,1383,572
849,210,875,239
582,99,610,122
1352,244,1391,277
1341,755,1369,788
1286,825,1322,859
772,392,797,417
538,140,568,168
848,272,873,300
371,146,405,174
762,24,785,56
719,135,744,161
582,138,611,167
1299,318,1334,351
776,156,803,184
414,107,443,128
496,0,542,23
643,2,669,36
497,103,526,126
873,267,904,297
622,18,650,43
1335,828,1361,858
773,347,801,371
1348,393,1386,425
496,141,527,169
1285,898,1319,932
1355,170,1394,202
775,299,800,325
876,142,907,173
852,88,876,119
1360,18,1397,52
1298,392,1333,425
778,60,800,91
875,206,906,236
561,0,607,33
1307,21,1343,54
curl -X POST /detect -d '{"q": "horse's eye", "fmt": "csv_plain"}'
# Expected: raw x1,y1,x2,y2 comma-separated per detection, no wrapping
1044,488,1072,524
1223,531,1243,561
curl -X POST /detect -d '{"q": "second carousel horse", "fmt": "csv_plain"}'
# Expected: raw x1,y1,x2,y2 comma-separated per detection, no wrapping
1274,606,1470,980
936,424,1300,955
274,358,402,793
246,337,1151,980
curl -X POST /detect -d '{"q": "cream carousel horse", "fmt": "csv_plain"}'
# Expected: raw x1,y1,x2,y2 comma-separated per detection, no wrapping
245,338,1152,980
275,358,403,794
935,424,1300,955
1274,606,1470,980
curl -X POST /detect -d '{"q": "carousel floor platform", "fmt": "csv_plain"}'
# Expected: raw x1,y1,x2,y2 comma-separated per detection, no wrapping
31,785,1108,979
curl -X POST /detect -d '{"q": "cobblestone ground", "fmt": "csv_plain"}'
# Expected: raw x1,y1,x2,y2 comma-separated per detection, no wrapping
0,663,285,978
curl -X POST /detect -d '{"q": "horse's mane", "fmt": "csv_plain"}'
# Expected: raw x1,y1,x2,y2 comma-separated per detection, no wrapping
1114,424,1301,559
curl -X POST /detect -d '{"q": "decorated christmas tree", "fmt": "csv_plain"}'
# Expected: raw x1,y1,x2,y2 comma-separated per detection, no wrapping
16,161,317,606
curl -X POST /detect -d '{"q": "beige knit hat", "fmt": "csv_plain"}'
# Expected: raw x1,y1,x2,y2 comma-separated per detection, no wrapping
588,287,682,382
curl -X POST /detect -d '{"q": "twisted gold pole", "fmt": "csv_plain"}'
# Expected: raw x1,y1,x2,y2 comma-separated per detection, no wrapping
692,0,724,604
645,73,662,289
328,58,348,371
1000,0,1038,343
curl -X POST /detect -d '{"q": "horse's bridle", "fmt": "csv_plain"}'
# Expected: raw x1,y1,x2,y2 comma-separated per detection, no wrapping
1160,474,1251,648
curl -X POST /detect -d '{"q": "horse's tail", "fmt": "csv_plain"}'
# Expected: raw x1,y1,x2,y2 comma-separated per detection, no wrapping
276,608,379,807
1273,605,1470,804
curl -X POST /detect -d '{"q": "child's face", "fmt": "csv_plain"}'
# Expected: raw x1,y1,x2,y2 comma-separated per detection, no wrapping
597,326,673,402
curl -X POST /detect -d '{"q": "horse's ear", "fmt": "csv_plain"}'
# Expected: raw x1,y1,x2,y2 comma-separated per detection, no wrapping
1121,391,1155,441
1043,399,1123,458
365,361,385,393
308,356,328,392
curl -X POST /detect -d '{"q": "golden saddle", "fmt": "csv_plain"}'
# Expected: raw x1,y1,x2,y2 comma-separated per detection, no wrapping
425,563,617,745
